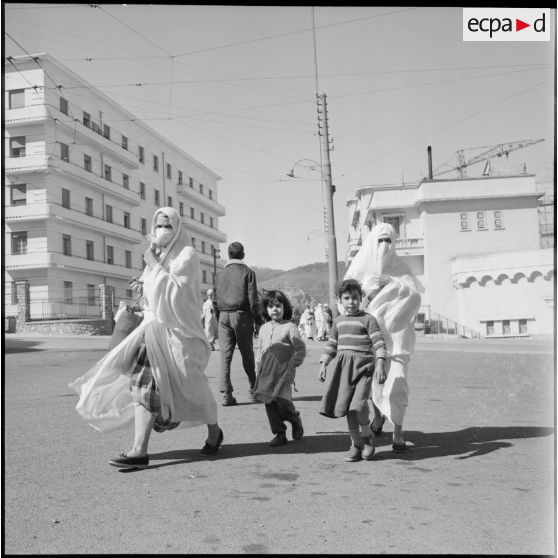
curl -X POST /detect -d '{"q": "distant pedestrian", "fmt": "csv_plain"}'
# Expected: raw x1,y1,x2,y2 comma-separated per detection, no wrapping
68,207,223,470
318,279,387,462
322,303,333,337
201,288,218,350
344,222,422,453
300,304,316,340
253,290,306,446
314,303,326,340
215,242,261,406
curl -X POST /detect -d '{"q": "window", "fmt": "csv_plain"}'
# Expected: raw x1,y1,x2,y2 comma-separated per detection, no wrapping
502,320,511,335
125,250,132,269
200,212,205,225
10,136,26,158
191,237,196,249
63,234,72,256
477,211,486,230
123,211,130,229
11,232,27,255
83,111,90,128
121,135,128,150
11,281,18,305
9,89,25,109
64,281,73,304
154,189,160,206
179,202,184,217
140,182,146,200
86,240,94,261
141,218,147,236
60,97,69,115
178,170,183,185
153,154,159,172
126,289,133,299
85,197,93,216
105,204,113,223
104,164,112,181
460,212,470,231
87,284,96,306
486,321,495,336
62,188,70,209
84,154,92,172
10,184,26,206
123,174,129,189
382,215,402,237
60,142,70,162
138,145,144,163
210,216,214,229
106,245,114,265
103,124,111,139
190,207,195,219
202,270,207,284
189,177,194,188
167,196,173,207
519,319,528,334
494,210,504,229
201,241,206,253
208,189,213,200
199,183,204,195
166,163,172,179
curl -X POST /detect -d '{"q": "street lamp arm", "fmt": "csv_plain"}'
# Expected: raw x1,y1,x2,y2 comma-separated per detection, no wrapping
286,158,323,178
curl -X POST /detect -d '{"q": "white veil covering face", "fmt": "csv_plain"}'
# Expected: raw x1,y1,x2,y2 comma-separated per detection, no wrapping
344,222,423,359
69,207,217,432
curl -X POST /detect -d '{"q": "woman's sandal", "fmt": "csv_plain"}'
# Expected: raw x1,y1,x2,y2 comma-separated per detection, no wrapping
200,428,224,455
392,441,407,453
371,416,386,436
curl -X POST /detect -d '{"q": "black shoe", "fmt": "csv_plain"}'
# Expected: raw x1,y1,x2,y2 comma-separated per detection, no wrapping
269,432,288,447
109,453,149,469
371,416,386,436
392,441,407,453
200,428,224,455
221,394,237,407
291,415,304,440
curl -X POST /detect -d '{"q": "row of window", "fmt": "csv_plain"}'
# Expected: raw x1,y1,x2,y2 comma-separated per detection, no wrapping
9,231,218,261
7,129,215,202
460,211,504,231
486,319,528,336
8,184,216,230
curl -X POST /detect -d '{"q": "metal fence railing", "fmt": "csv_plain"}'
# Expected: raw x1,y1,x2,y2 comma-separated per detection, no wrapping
416,306,482,339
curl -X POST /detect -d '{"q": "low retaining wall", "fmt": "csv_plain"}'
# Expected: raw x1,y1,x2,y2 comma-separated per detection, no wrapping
17,318,114,336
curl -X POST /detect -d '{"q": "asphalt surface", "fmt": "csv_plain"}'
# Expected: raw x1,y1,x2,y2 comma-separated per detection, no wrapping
2,333,556,554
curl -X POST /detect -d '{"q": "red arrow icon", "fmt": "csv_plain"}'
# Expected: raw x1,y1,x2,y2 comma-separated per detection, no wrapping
516,18,530,31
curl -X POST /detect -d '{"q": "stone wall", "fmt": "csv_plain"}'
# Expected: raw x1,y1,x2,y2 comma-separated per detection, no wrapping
19,318,114,336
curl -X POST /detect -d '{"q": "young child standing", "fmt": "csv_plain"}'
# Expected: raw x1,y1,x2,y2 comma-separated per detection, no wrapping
253,290,307,447
318,279,387,462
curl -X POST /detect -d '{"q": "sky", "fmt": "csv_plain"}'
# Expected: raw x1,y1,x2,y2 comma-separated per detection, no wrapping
4,4,556,270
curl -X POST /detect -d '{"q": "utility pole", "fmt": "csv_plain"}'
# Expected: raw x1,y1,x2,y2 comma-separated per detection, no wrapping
317,92,339,317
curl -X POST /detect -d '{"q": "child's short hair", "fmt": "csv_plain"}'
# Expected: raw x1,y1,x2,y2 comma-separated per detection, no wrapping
337,278,364,299
262,289,293,321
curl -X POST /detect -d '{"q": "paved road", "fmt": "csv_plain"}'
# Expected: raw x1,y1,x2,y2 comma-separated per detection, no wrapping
3,334,555,554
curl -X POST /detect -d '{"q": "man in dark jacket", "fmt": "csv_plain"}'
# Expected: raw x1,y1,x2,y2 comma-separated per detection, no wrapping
214,242,260,406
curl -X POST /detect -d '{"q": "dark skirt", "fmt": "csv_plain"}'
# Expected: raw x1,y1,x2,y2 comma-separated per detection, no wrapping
131,342,180,432
319,351,374,418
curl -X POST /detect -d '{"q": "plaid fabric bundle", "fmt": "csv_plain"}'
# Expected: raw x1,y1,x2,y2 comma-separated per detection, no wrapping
131,342,180,432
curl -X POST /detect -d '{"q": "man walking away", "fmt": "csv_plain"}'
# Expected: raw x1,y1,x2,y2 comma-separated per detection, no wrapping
215,242,260,406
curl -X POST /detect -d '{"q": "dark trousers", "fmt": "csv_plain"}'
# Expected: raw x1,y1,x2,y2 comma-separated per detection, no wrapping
265,398,300,435
218,311,256,394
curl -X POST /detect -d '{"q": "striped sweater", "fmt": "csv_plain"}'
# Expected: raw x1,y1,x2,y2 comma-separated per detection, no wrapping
320,311,387,365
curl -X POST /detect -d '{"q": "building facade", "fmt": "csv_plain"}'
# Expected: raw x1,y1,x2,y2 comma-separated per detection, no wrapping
345,174,554,337
4,53,226,320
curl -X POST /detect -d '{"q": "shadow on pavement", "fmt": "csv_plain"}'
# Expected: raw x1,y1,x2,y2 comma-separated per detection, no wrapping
144,426,553,469
3,339,43,353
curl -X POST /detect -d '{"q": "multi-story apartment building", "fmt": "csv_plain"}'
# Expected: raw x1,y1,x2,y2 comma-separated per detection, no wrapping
4,53,226,320
345,174,554,337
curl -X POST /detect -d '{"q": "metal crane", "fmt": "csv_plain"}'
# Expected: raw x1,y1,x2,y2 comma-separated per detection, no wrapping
434,138,545,178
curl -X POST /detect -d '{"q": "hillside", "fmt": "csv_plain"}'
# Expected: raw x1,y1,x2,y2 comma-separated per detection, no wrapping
254,261,347,314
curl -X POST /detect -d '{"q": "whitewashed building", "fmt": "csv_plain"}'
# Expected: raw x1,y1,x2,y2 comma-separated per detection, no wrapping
4,53,226,321
345,174,554,337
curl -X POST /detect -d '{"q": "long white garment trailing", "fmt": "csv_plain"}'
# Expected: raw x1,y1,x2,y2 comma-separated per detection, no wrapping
68,207,217,433
344,222,423,426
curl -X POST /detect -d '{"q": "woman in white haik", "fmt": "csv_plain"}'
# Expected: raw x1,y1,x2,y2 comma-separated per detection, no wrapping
344,222,423,453
69,207,223,469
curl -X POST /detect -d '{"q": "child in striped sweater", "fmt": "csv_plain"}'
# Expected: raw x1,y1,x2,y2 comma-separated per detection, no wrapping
318,279,387,462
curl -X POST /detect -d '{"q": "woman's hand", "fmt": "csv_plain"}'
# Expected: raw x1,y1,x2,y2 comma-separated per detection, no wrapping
318,363,327,382
143,244,159,269
129,277,144,297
